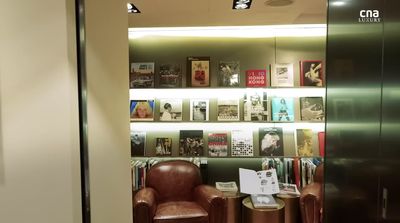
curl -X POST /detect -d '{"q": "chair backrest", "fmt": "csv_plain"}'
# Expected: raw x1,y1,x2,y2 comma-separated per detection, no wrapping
314,163,324,183
146,160,202,202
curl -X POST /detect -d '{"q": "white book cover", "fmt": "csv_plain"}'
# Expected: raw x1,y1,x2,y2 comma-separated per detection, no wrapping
159,99,183,121
190,99,209,121
270,63,294,87
231,130,253,156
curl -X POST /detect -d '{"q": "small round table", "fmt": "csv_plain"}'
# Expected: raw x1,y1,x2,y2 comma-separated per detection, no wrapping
223,192,247,223
276,194,300,223
242,196,285,223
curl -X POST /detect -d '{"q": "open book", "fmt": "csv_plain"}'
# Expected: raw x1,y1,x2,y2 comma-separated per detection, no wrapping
239,168,280,195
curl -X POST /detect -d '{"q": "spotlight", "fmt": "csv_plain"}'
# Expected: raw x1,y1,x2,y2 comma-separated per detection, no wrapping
127,3,141,13
232,0,252,10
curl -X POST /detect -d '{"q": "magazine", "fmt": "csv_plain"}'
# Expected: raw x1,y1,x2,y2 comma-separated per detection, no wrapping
259,127,284,156
295,129,314,156
250,194,279,209
231,130,253,156
130,62,155,88
239,168,280,194
155,138,172,156
179,130,204,156
278,182,300,196
215,181,238,192
218,61,240,87
217,99,240,121
300,97,325,121
130,100,155,121
190,99,209,121
130,131,146,156
300,60,324,87
159,99,183,121
271,97,294,122
158,64,182,88
208,133,228,156
270,63,294,87
246,69,267,87
187,57,210,87
244,90,268,121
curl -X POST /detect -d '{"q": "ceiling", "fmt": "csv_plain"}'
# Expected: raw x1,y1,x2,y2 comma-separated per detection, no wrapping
128,0,327,28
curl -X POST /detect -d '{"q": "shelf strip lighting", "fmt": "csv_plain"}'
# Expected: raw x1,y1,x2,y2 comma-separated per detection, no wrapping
128,24,327,39
130,88,326,100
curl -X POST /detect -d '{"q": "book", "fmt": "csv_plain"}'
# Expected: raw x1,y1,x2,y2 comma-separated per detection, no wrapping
130,131,146,156
295,129,314,156
318,132,325,156
300,97,325,121
218,61,240,87
250,194,279,208
179,130,204,156
208,133,228,156
271,97,295,122
130,100,155,121
187,57,210,87
270,63,294,87
158,64,182,88
155,138,172,156
244,90,268,121
159,99,183,121
246,69,267,87
217,99,240,121
278,182,300,196
300,60,324,86
190,99,209,121
130,62,155,88
259,127,284,156
215,181,238,192
239,168,280,194
231,130,253,156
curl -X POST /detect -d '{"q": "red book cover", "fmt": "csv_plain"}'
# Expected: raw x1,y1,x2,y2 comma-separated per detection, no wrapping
293,158,301,189
318,132,325,157
246,70,267,87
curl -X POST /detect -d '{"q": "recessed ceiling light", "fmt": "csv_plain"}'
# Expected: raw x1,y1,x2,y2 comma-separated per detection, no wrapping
265,0,294,7
127,3,141,13
232,0,252,10
331,1,346,6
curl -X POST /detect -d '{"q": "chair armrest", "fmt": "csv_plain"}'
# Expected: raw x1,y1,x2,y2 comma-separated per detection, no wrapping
194,185,226,223
300,183,322,223
133,188,158,223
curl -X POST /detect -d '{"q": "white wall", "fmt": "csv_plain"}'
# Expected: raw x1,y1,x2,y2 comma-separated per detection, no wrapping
0,0,82,223
85,0,132,222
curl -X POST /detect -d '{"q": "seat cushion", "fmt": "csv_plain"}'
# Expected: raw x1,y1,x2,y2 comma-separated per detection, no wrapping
154,201,208,223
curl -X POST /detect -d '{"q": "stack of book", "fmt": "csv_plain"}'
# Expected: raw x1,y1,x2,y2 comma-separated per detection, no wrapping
250,194,279,209
215,181,239,195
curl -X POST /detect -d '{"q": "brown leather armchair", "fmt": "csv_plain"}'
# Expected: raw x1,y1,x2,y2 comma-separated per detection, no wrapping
300,163,324,223
133,160,226,223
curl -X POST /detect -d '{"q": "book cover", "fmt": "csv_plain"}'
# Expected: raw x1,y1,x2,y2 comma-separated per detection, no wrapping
246,69,267,87
271,97,295,122
208,133,228,157
130,131,146,156
159,99,183,121
187,57,210,87
155,138,172,156
190,99,209,121
215,181,238,192
259,127,284,156
244,90,268,121
300,60,324,87
130,100,155,121
158,64,182,88
300,97,325,121
218,61,240,87
270,63,294,87
179,130,204,156
295,129,314,156
130,62,155,88
231,130,253,156
250,194,279,209
318,132,325,156
217,99,240,121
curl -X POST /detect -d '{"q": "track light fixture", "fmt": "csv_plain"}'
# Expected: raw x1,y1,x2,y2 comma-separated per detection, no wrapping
233,0,252,10
127,3,141,13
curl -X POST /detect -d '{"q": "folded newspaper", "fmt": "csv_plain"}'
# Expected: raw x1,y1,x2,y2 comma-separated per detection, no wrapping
239,168,280,195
